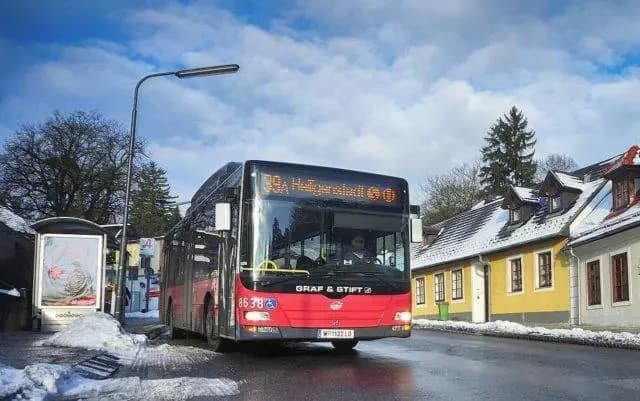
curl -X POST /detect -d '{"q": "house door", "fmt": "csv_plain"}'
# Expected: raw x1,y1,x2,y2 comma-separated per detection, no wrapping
472,263,488,322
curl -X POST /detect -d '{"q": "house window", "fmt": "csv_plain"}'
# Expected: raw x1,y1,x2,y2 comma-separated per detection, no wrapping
537,252,552,288
550,195,562,212
415,277,425,305
613,179,630,210
434,272,445,302
510,208,522,224
510,258,523,292
612,253,629,303
451,269,463,300
586,260,601,306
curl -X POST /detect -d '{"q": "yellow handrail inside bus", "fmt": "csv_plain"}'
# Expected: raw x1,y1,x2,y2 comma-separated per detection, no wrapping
258,260,278,270
241,259,309,275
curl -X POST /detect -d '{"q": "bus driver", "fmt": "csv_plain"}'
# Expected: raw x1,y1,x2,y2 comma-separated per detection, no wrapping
342,234,376,266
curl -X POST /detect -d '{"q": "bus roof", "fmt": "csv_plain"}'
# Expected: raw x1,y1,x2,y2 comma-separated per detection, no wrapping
245,160,408,185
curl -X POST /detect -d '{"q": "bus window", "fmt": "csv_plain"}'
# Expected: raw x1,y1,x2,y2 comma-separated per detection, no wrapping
193,231,220,280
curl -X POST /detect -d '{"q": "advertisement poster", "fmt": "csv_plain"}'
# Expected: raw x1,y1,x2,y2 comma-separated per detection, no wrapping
39,235,102,307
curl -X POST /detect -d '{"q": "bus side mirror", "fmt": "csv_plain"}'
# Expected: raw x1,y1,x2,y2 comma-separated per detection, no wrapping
215,203,232,231
410,218,423,243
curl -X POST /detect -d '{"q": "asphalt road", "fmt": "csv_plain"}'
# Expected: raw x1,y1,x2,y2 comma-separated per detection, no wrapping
120,329,640,401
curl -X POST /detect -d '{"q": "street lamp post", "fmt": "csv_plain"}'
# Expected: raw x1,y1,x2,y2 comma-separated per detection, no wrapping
114,64,239,324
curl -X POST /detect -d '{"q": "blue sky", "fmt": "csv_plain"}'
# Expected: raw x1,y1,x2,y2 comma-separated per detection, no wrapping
1,0,640,204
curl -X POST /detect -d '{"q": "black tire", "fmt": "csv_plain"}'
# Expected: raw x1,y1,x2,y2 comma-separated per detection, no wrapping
204,299,230,352
331,340,359,352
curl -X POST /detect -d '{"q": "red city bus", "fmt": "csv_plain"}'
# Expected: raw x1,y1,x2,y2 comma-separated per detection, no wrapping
161,160,421,351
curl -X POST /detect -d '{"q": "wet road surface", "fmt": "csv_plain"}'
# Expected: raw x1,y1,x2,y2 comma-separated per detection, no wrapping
121,329,640,401
0,331,101,369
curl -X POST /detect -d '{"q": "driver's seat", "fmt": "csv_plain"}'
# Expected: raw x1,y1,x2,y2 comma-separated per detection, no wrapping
295,255,314,270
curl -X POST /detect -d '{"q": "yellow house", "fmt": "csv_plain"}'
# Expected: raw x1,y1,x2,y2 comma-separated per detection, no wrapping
412,170,605,324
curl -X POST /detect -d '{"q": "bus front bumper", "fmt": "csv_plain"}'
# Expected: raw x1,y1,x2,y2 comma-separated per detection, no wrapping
238,325,411,341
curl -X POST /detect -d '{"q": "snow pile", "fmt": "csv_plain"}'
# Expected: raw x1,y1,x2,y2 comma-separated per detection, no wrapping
0,362,239,400
413,319,640,348
126,309,160,318
43,312,147,353
0,363,72,401
42,312,218,368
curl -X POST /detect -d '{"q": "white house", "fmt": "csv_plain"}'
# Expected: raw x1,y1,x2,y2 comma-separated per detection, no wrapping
570,145,640,327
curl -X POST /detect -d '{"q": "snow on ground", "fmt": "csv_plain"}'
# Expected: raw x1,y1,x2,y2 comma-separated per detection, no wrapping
126,309,160,318
0,362,239,400
115,342,219,369
413,319,640,347
61,376,239,400
43,312,147,353
42,312,217,368
0,363,72,401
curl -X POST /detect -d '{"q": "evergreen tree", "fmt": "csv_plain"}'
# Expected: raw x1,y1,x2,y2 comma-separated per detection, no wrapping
480,106,537,197
129,162,178,237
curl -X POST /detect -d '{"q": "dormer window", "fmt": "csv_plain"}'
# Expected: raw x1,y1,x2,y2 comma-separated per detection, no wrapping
540,171,583,216
602,145,640,213
510,208,522,224
503,186,537,226
612,179,629,210
550,195,562,213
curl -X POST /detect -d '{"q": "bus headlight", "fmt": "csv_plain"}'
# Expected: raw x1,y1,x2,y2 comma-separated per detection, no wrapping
394,311,412,322
245,311,270,321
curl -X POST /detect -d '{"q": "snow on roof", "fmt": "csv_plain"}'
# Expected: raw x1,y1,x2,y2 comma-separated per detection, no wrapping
571,154,622,181
552,171,584,191
471,200,486,210
412,179,604,269
602,145,640,177
0,207,35,234
571,181,640,246
512,187,538,203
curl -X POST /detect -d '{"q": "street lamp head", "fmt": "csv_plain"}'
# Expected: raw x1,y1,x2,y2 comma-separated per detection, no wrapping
175,64,240,79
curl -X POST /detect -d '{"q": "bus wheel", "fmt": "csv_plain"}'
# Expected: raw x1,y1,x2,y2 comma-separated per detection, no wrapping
331,340,358,352
204,299,228,352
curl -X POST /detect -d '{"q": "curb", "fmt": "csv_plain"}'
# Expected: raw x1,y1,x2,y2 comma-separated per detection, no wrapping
414,326,640,351
143,324,168,340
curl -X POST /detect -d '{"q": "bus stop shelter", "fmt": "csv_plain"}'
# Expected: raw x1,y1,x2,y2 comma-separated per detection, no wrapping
32,217,117,332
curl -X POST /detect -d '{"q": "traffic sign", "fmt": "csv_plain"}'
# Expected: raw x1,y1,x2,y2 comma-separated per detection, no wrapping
139,238,155,256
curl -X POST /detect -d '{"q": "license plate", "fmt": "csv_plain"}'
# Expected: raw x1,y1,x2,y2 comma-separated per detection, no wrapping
318,329,354,339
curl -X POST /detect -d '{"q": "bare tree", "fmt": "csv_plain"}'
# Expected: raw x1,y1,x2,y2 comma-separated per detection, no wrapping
0,110,145,223
420,162,483,226
535,153,579,182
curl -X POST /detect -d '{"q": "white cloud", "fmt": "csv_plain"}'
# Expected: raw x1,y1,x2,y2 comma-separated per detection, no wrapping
1,0,640,205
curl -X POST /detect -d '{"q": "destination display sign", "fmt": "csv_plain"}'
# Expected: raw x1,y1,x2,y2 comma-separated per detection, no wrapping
253,165,405,207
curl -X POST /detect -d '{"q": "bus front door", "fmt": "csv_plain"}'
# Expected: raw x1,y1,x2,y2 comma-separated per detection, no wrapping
217,237,236,338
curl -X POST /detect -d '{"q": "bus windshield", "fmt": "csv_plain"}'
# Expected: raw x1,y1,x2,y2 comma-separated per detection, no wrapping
240,162,410,292
242,199,408,282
